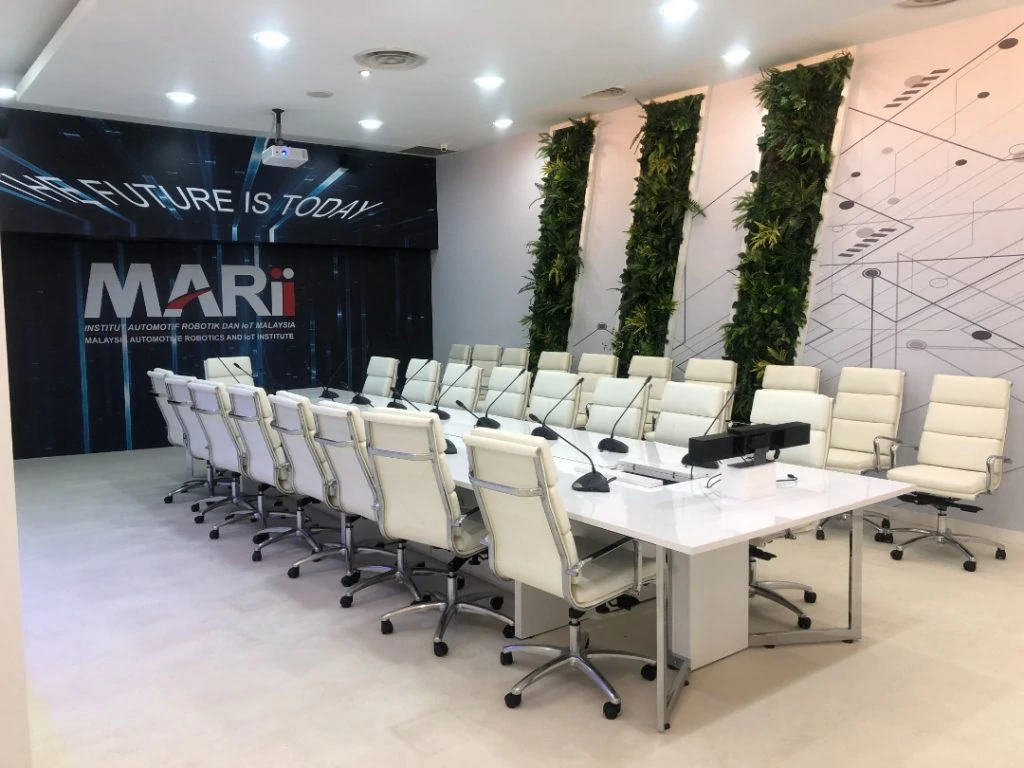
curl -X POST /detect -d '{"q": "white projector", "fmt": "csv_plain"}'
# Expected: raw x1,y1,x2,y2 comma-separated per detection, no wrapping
261,145,308,168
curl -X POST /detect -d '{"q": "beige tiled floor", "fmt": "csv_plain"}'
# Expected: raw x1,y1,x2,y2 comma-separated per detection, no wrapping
16,448,1024,767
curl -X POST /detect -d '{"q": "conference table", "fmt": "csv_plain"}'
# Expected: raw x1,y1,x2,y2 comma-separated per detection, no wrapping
288,388,914,731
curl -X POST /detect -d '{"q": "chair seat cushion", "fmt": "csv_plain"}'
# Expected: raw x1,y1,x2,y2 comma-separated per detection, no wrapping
886,463,986,499
451,512,488,556
827,448,890,474
570,544,657,608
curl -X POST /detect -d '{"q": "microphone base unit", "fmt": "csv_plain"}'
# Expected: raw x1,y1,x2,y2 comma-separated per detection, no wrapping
682,455,719,470
597,437,629,454
530,425,559,441
444,438,457,455
475,416,501,429
572,471,611,493
386,401,408,410
431,407,451,421
351,394,372,405
320,388,340,400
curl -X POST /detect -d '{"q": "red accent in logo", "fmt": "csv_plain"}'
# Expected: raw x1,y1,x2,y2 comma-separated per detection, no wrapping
283,282,295,316
165,288,212,311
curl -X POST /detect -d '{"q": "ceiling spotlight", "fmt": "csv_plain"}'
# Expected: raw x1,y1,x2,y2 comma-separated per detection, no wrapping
493,118,513,129
165,91,196,105
359,69,371,78
254,31,289,49
359,118,383,130
722,47,751,65
0,87,16,100
475,75,505,91
659,0,699,22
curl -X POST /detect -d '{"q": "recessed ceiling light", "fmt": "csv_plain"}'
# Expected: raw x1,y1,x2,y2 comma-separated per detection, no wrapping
359,69,371,78
165,91,196,105
359,118,383,130
0,87,16,100
475,75,505,91
493,118,513,129
722,47,751,65
659,0,699,22
254,31,289,49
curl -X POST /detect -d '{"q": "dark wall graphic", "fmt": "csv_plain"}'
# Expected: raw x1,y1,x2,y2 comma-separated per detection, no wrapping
0,109,437,249
2,234,432,459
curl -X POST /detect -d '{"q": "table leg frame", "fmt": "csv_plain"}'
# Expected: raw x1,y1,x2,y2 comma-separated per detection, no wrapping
655,544,691,732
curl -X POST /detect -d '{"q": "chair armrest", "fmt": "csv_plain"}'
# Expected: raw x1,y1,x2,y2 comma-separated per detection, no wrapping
985,455,1013,493
452,507,481,528
568,537,642,589
885,437,917,468
872,435,900,471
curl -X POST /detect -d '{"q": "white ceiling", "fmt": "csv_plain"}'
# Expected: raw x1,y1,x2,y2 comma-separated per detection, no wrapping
6,0,1022,153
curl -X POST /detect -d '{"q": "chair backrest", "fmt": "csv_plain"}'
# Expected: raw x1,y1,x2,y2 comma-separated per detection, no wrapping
528,371,582,429
362,410,461,550
401,358,441,405
464,429,579,600
471,344,503,401
501,347,529,368
362,356,399,398
575,353,618,427
537,351,571,372
650,382,728,446
587,377,650,439
204,356,255,387
918,374,1011,489
438,363,483,410
828,367,905,472
762,365,821,393
226,384,289,490
750,389,833,468
684,358,737,420
267,393,331,502
482,366,531,420
148,368,184,447
188,380,243,473
310,402,378,521
164,374,206,460
628,356,672,416
448,344,472,366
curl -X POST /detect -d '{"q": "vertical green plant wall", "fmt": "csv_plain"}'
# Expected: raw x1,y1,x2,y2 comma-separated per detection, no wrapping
612,94,704,375
520,117,598,370
723,53,854,418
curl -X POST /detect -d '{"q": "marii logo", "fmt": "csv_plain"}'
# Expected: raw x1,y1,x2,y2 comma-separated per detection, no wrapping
83,263,296,319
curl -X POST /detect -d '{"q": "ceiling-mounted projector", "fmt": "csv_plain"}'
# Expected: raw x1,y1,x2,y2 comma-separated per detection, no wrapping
261,107,307,168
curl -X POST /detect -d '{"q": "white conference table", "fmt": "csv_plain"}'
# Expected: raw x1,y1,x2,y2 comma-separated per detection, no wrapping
289,388,914,731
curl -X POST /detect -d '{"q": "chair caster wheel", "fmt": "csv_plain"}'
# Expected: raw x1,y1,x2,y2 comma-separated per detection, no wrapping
890,549,903,561
875,531,894,544
339,595,353,609
252,532,270,545
996,548,1007,560
641,664,657,681
456,576,466,590
798,616,812,630
804,591,817,604
163,495,174,504
287,566,300,579
251,550,262,563
191,503,200,513
193,515,205,524
490,596,504,611
208,529,220,540
500,651,514,666
603,702,621,720
815,529,825,541
433,641,449,658
504,692,522,709
380,619,394,635
340,572,360,587
963,560,977,573
502,625,516,639
881,518,891,529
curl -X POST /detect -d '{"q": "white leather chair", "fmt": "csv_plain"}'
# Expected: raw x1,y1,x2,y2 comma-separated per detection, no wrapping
148,368,207,502
684,358,737,421
538,351,571,373
586,378,650,441
501,347,529,368
528,371,582,430
401,358,441,405
628,356,672,428
647,382,728,445
762,364,821,393
447,344,472,366
164,374,228,510
362,410,513,656
886,374,1013,571
817,367,906,541
438,363,483,412
360,356,399,398
481,366,531,420
472,344,503,408
204,356,255,386
575,353,617,428
463,429,656,719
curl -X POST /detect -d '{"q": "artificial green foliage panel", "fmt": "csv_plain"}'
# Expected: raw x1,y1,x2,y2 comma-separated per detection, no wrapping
520,117,598,370
612,94,704,375
723,53,854,419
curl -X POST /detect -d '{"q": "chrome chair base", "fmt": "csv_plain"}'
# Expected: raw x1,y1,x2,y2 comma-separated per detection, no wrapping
890,510,1007,572
749,554,816,629
340,541,446,608
815,510,891,541
250,498,341,566
500,609,655,719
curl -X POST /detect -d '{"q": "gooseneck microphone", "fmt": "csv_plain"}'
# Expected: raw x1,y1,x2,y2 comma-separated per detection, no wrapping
432,365,474,421
388,388,422,412
528,414,609,493
318,357,351,400
598,376,652,454
682,389,736,469
391,358,433,408
218,357,242,384
455,399,482,421
478,368,527,429
532,377,585,440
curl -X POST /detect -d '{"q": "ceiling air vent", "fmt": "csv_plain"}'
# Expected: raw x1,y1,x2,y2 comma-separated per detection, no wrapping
400,146,455,157
354,49,427,71
583,86,628,100
895,0,960,8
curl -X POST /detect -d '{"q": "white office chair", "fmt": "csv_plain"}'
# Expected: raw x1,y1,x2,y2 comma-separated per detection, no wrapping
447,344,472,366
501,347,529,368
575,353,617,428
537,351,572,373
481,365,531,420
586,378,650,441
817,367,906,541
472,344,503,408
401,358,441,405
148,368,207,502
360,356,399,398
204,356,255,386
646,382,728,445
762,364,821,393
886,374,1012,572
528,371,582,430
747,389,834,629
438,363,483,412
628,356,672,428
684,358,737,421
164,374,229,511
362,410,513,656
464,429,656,719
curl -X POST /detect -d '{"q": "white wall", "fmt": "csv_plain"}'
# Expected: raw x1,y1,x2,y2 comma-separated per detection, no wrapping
433,132,543,359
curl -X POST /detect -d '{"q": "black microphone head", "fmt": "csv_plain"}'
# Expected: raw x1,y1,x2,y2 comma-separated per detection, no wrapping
456,400,467,409
528,413,542,424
